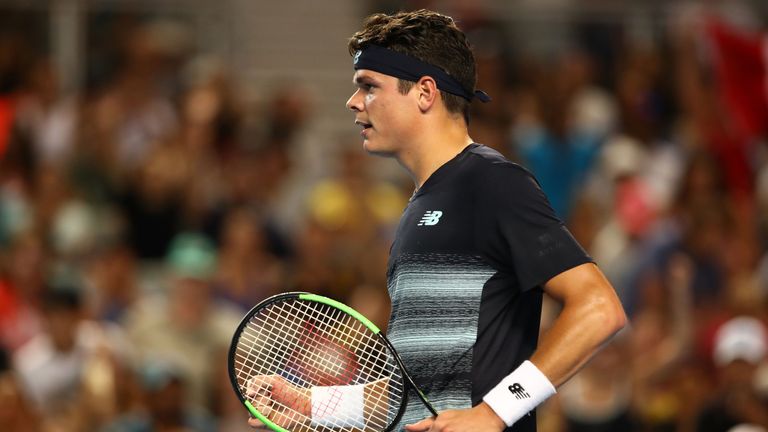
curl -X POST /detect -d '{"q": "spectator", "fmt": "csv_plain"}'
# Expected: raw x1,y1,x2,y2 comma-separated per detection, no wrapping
84,242,139,323
0,346,40,432
103,360,216,432
213,207,286,310
86,20,180,179
694,316,768,431
122,232,241,412
557,338,635,432
13,284,131,430
0,231,46,351
510,50,609,220
12,58,78,168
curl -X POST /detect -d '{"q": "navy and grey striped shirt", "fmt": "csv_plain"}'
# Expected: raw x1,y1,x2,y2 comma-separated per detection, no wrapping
386,143,592,431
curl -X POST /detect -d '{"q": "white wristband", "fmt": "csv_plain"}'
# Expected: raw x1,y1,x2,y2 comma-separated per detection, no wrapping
311,384,365,429
482,360,556,427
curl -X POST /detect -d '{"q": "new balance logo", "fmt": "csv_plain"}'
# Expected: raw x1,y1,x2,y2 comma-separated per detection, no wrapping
418,210,443,226
508,383,530,400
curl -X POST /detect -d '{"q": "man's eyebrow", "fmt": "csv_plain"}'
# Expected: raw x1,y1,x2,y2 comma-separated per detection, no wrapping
353,74,378,85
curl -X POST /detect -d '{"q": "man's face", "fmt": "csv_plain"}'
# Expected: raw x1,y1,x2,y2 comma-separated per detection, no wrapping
346,69,417,156
45,307,81,352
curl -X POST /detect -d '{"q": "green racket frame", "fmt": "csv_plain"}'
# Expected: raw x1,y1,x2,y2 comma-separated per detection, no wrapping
227,292,437,432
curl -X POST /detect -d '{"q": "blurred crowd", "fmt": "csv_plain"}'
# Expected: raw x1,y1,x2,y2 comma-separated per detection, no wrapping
1,1,768,431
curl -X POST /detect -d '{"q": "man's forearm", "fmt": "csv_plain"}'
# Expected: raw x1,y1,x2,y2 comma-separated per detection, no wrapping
530,287,626,387
482,263,627,428
309,377,392,429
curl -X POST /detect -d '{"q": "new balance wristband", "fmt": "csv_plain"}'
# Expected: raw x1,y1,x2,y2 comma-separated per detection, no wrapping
311,384,365,428
482,360,556,426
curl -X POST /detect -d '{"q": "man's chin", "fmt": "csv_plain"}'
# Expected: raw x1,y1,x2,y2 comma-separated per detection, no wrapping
362,141,395,157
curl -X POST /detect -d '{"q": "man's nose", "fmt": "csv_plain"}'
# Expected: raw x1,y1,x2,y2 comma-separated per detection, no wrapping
346,90,362,112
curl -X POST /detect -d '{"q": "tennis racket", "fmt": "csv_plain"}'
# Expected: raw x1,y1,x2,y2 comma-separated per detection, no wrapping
228,291,437,432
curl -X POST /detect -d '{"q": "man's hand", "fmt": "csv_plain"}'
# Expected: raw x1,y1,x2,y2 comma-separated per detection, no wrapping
246,375,311,430
404,402,505,432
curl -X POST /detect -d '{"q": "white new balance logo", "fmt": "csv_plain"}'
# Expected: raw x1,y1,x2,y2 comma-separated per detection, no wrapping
418,211,443,226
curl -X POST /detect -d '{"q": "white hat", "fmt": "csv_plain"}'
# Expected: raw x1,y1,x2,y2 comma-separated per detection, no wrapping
727,425,767,432
713,316,768,366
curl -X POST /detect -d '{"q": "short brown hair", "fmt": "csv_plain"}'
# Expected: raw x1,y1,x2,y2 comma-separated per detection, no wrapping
348,10,477,123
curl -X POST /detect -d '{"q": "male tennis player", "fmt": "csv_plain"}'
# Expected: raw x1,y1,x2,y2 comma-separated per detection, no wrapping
345,10,627,432
249,9,626,432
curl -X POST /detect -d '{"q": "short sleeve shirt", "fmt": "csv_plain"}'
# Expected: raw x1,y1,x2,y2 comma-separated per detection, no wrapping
386,144,592,431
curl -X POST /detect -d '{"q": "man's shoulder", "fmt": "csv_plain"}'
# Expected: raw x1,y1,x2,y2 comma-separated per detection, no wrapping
465,144,537,184
466,143,508,162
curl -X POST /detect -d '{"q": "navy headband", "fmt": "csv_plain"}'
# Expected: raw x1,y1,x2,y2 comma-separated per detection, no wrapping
353,44,491,103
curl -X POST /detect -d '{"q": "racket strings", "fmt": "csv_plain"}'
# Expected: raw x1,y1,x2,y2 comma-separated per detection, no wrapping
236,303,399,430
247,301,399,429
234,298,405,431
292,301,404,428
236,303,392,390
242,300,397,392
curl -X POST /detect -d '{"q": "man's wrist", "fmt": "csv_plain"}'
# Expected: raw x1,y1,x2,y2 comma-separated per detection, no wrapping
482,360,556,427
311,384,366,429
475,401,507,431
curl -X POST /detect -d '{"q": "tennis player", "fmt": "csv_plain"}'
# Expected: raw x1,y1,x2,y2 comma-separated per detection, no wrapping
248,9,626,432
345,9,626,432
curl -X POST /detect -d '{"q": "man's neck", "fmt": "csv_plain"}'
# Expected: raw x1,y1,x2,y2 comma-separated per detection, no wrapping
397,117,473,189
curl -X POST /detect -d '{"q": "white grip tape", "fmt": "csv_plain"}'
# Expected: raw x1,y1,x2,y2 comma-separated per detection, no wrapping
482,360,556,427
311,384,365,429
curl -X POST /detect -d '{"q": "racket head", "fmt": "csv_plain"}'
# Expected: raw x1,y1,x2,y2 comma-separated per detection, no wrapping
228,292,409,431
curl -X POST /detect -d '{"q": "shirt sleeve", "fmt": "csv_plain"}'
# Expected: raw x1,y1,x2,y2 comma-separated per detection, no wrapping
475,161,593,292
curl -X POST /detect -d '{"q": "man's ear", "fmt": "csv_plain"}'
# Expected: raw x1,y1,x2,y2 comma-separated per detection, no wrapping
416,76,439,112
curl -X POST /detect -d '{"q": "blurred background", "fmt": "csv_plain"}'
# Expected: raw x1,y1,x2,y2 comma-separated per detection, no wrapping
1,0,767,431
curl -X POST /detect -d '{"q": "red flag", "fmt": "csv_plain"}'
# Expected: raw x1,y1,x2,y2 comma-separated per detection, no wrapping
707,19,768,143
0,97,15,158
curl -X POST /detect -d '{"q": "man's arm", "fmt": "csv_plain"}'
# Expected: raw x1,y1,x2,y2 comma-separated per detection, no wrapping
247,375,392,430
531,262,627,387
406,262,627,432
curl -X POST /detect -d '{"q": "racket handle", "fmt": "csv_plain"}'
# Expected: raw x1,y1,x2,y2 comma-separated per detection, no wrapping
416,388,438,417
